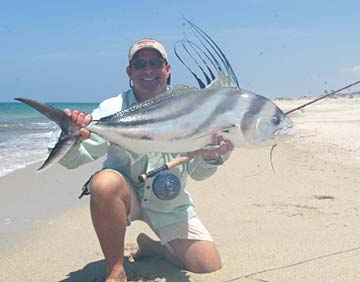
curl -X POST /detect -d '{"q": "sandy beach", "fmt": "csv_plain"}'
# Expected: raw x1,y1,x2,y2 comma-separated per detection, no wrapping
1,97,360,282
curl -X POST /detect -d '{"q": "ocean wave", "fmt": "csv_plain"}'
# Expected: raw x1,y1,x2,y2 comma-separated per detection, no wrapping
0,128,53,177
0,101,98,177
0,121,56,131
0,151,48,177
0,157,48,177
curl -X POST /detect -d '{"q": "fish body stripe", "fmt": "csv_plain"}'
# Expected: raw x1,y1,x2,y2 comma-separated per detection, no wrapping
96,89,212,128
90,88,242,141
240,94,268,134
181,90,239,139
97,87,201,124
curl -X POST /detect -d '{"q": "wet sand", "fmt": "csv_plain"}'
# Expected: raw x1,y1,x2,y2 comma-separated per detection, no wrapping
1,98,360,282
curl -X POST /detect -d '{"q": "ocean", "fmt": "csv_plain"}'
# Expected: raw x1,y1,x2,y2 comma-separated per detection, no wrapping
0,102,99,177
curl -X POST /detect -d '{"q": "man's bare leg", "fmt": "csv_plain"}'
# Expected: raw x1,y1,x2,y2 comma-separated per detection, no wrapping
90,170,131,282
132,233,222,273
132,233,183,267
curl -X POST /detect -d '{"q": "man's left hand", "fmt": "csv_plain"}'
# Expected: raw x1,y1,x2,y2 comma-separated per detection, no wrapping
199,134,234,162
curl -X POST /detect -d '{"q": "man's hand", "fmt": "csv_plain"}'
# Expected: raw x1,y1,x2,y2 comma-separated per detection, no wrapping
64,108,92,141
199,134,234,162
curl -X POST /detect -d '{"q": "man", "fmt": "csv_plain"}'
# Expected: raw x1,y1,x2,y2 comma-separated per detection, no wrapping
51,38,233,282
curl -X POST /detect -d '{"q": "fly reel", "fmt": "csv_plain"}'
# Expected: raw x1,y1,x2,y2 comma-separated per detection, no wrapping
152,171,181,200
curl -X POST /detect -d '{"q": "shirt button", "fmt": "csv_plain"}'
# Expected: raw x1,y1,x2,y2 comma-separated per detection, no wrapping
143,198,148,202
146,185,150,189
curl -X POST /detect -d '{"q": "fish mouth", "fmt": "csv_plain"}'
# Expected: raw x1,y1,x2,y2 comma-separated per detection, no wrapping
273,117,295,139
273,125,295,139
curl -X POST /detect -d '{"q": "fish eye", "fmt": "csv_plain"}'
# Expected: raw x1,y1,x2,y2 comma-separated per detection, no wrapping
272,115,281,125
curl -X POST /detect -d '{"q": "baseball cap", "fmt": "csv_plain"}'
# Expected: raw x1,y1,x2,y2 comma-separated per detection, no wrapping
128,38,168,62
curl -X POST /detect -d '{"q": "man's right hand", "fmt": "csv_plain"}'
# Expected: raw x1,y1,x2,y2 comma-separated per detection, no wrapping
64,109,92,140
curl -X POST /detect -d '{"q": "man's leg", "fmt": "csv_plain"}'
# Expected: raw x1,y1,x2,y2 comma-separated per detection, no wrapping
132,217,222,273
169,237,222,273
132,233,183,267
90,170,132,282
134,233,221,273
133,233,221,273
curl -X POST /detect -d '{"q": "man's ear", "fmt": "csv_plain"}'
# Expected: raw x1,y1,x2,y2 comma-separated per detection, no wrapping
126,66,132,77
166,63,171,74
166,64,171,84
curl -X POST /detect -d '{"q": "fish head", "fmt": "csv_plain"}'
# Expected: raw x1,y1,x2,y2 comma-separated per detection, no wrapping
241,97,295,146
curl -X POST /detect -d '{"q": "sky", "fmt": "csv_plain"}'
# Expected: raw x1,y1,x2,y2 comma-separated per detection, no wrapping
1,0,360,102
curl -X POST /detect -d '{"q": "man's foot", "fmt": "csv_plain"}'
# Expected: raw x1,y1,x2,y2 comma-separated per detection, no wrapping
105,265,127,282
131,233,157,260
105,270,127,282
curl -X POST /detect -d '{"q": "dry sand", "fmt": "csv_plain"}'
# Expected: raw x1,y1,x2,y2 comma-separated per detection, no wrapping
1,98,360,282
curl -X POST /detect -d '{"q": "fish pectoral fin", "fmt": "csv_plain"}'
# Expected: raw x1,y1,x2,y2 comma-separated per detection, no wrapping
193,124,237,141
195,124,238,151
218,124,237,133
200,124,241,151
202,144,221,151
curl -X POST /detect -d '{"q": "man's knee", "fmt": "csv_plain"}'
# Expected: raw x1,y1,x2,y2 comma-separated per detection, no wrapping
90,170,131,203
186,256,222,273
171,240,222,273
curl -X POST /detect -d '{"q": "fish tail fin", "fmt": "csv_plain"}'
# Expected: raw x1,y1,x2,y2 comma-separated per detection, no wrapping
14,97,81,171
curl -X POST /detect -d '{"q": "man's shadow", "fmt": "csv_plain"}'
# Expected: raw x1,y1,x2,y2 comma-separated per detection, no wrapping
59,256,191,282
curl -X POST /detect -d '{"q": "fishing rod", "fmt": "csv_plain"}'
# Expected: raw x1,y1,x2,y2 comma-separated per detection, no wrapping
269,79,360,173
138,147,222,182
285,80,360,115
138,155,194,183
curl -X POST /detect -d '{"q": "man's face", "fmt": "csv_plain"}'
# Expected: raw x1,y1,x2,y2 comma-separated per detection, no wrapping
127,48,171,101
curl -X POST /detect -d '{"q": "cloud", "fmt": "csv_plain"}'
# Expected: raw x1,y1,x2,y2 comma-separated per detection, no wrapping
351,65,360,73
341,65,360,74
34,52,68,60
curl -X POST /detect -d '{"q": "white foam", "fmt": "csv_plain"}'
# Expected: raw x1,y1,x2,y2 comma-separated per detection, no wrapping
0,132,50,177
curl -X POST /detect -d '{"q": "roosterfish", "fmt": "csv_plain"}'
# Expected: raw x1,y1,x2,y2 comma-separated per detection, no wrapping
15,20,294,172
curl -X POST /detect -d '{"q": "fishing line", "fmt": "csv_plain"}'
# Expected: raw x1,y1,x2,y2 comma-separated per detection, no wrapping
270,144,277,173
223,245,360,282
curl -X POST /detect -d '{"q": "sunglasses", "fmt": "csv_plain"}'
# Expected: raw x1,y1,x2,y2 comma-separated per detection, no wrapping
131,58,166,70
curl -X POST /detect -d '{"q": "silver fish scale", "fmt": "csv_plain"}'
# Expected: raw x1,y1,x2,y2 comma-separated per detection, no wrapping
109,87,233,120
87,87,249,149
93,87,237,129
92,85,293,154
